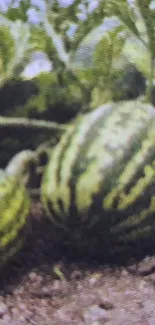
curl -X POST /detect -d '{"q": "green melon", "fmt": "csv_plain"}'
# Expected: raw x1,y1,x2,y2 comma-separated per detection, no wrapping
41,100,155,244
0,170,30,266
0,150,35,267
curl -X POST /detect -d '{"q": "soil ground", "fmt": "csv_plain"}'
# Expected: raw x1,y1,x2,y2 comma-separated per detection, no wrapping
0,201,155,325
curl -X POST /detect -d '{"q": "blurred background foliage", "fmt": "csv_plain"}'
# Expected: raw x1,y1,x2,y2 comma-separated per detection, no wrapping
0,0,155,165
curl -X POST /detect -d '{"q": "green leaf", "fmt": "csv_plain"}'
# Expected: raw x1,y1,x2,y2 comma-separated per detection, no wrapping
105,0,141,39
69,17,122,70
123,37,151,77
0,17,33,86
93,27,125,81
0,25,15,76
3,0,31,22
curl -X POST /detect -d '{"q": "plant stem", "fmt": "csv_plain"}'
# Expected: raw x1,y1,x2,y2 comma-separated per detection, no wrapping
0,116,68,132
145,53,154,102
136,1,155,102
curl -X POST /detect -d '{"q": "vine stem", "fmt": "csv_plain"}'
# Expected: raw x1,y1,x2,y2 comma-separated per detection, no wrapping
0,116,68,132
136,1,155,103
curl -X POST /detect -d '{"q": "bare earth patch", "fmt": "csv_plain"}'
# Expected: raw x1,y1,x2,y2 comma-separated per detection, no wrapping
0,201,155,325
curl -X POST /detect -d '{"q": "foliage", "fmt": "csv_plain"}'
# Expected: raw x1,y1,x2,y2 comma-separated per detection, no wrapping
0,16,33,86
0,0,155,165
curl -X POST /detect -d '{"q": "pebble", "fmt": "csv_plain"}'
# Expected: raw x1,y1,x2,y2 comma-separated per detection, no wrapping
99,298,114,310
0,303,8,317
28,272,42,282
83,305,110,324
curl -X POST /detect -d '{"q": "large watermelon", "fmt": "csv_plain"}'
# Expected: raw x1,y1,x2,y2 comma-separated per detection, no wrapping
42,100,155,246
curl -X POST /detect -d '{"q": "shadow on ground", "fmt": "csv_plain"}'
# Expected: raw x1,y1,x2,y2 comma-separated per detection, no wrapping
1,200,155,293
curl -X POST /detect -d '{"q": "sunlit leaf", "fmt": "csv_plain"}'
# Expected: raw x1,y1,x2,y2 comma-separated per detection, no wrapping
93,27,125,78
105,0,141,39
123,37,151,77
69,17,121,70
0,16,33,86
0,24,15,85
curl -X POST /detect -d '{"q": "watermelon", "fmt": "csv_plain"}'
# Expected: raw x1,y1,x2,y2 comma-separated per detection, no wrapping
0,170,30,266
41,100,155,245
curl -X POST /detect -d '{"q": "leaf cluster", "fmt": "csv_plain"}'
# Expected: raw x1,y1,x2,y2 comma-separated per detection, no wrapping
0,0,155,165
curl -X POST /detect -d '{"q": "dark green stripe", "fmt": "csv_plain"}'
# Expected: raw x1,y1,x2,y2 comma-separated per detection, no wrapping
42,125,78,221
46,199,66,225
110,184,155,234
44,106,112,221
56,126,78,184
66,110,113,222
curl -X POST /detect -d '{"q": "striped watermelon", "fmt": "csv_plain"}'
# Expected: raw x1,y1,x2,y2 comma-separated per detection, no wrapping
41,100,155,245
0,150,36,267
0,170,30,266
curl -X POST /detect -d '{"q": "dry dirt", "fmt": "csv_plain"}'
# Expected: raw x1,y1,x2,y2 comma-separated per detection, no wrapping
0,201,155,325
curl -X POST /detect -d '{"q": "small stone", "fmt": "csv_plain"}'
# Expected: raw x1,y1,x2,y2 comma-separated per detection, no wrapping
2,314,11,322
71,270,82,280
137,263,155,276
139,279,148,291
13,286,24,296
145,273,155,285
28,272,38,282
99,298,114,310
0,303,8,317
18,303,26,311
88,273,102,286
127,265,137,273
52,280,61,291
83,305,110,324
121,269,129,277
56,309,71,323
